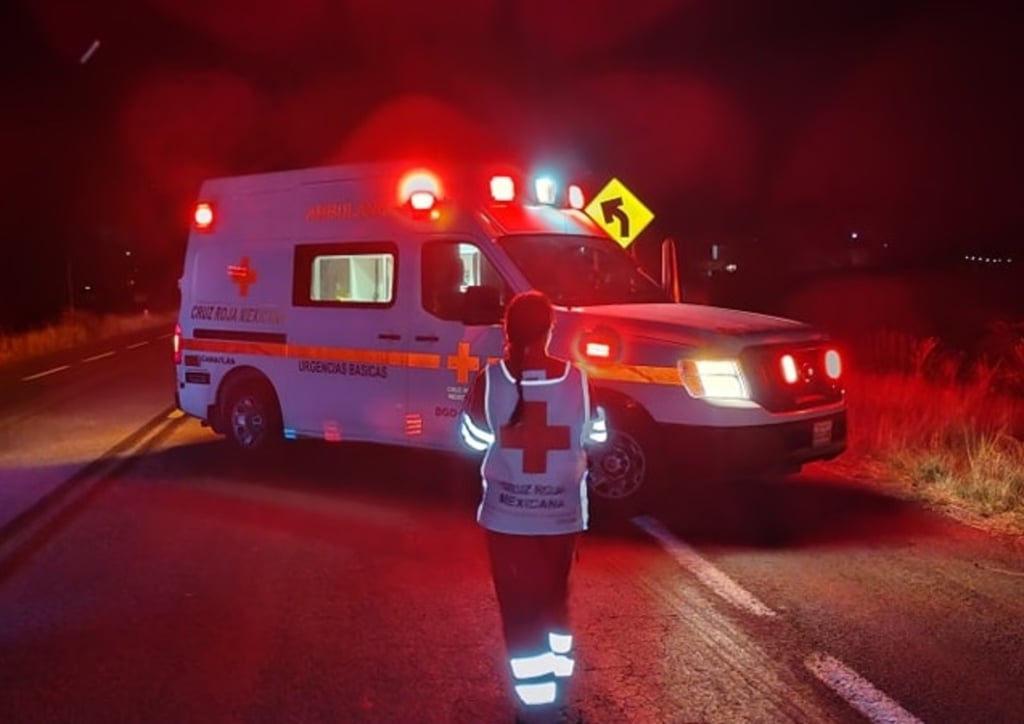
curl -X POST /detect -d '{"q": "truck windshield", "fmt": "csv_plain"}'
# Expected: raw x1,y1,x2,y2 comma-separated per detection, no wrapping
497,234,671,306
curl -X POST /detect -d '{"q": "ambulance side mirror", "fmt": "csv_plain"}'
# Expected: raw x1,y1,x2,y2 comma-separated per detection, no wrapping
463,285,504,326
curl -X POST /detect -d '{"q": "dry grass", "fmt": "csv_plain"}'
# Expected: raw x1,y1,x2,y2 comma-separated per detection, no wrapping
0,309,175,365
844,331,1024,532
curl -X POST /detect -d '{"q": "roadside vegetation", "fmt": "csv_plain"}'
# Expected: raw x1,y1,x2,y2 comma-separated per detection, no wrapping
0,309,175,366
842,327,1024,533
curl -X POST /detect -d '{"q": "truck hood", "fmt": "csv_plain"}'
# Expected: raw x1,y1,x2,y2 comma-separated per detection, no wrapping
558,303,827,347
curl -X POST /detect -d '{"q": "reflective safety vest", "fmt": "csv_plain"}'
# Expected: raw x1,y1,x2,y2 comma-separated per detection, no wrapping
460,360,607,535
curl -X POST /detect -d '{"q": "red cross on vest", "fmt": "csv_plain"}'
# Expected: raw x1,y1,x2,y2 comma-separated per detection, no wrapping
228,257,257,297
499,400,571,474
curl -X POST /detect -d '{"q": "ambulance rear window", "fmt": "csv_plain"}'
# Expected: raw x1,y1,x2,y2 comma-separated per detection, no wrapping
292,242,397,308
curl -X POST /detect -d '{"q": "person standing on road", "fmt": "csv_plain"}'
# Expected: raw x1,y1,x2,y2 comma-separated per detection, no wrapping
460,290,607,722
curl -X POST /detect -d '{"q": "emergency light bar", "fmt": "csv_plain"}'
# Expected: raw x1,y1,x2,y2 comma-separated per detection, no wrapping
535,177,556,205
409,191,436,211
490,175,515,202
568,184,585,210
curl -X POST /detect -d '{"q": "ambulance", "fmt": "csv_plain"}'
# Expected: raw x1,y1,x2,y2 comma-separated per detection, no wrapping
173,162,846,506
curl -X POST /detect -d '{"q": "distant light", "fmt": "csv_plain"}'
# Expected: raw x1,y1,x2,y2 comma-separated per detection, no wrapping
850,231,859,240
490,175,515,202
79,39,100,64
725,263,738,273
84,285,92,291
535,177,556,205
125,250,132,257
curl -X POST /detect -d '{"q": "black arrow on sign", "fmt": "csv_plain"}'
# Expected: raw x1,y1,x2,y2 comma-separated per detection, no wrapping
600,197,630,238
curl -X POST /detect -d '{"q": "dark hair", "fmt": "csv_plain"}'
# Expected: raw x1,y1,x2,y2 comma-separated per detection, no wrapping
504,291,554,426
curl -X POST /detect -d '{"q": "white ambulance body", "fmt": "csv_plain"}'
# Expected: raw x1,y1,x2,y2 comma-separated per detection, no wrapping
174,162,846,503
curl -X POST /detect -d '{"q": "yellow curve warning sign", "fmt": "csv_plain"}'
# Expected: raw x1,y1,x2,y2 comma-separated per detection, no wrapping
584,178,654,248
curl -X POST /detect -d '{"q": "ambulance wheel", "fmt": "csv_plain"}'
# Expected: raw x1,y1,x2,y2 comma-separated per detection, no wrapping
587,410,662,510
220,373,282,452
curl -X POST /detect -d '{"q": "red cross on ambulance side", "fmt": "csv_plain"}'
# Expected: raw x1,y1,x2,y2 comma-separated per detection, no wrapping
499,400,571,474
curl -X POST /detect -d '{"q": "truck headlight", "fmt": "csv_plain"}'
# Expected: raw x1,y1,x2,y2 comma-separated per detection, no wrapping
677,359,750,400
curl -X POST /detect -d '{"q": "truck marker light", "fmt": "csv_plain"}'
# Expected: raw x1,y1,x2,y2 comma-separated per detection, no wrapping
173,323,182,364
535,177,556,205
194,202,214,230
585,342,611,358
568,184,585,210
490,175,515,201
780,354,798,384
825,349,842,379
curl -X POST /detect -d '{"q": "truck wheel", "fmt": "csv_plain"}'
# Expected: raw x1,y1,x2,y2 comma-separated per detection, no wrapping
220,374,282,452
587,414,661,508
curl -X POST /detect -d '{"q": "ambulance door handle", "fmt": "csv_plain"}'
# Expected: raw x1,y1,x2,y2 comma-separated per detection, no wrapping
377,333,401,341
414,334,440,343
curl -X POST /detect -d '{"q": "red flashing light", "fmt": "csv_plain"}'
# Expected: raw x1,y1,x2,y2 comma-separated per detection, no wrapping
194,202,214,230
398,170,442,206
490,175,515,202
409,190,436,211
825,349,842,379
780,354,798,384
578,327,621,364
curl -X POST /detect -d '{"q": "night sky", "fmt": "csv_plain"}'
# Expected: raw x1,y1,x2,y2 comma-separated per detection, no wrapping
2,0,1022,331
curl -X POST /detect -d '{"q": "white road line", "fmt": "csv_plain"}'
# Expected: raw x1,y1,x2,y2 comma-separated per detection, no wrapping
125,341,149,350
632,515,777,617
82,351,116,363
805,652,923,724
157,333,173,339
21,365,72,382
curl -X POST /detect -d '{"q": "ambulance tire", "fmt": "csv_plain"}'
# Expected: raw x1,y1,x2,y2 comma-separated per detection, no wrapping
587,406,664,515
220,372,283,453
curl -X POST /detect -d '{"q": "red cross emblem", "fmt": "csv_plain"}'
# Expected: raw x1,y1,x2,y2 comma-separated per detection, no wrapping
446,341,481,384
499,400,570,474
228,257,257,297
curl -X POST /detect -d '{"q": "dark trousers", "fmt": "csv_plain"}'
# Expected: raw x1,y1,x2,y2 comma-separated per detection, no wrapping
485,530,578,658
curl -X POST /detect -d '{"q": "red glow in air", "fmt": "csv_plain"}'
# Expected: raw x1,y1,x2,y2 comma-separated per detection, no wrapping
194,202,214,230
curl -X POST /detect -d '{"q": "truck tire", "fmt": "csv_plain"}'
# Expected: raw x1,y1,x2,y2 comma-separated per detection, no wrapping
587,408,663,511
220,373,282,452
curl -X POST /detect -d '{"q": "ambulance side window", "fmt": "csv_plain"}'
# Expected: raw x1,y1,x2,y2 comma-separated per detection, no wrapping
292,242,397,308
422,241,508,321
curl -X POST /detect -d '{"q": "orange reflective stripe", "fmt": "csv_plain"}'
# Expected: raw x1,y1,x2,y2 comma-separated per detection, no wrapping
182,338,679,385
181,337,442,370
582,362,679,386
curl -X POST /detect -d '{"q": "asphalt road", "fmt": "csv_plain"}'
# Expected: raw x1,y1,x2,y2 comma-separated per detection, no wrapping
1,330,1022,723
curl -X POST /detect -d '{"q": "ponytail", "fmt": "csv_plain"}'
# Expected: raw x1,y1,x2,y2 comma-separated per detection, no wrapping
508,343,526,426
502,290,554,427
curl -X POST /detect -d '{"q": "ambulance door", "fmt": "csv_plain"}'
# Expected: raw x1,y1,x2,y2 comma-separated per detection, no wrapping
406,239,511,449
287,240,409,444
